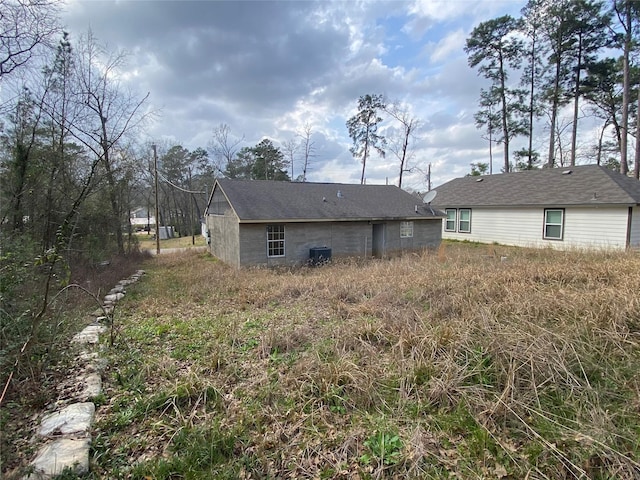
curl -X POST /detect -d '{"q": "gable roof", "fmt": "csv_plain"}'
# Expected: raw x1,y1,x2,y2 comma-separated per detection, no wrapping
433,165,640,208
209,178,444,222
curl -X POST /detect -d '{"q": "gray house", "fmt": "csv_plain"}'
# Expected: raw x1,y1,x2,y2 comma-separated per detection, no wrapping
205,178,444,267
433,165,640,250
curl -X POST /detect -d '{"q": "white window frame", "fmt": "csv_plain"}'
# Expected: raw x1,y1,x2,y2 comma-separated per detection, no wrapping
458,209,471,233
543,209,564,240
445,209,457,232
400,221,414,238
267,225,285,257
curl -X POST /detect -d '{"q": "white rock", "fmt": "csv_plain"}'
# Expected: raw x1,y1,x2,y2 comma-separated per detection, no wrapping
28,438,90,477
103,292,124,303
80,373,102,399
71,325,106,344
38,403,95,437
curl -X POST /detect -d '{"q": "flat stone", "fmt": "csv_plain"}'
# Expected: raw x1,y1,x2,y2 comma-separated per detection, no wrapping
27,437,90,478
38,403,95,437
80,373,102,399
109,284,125,294
103,292,124,303
71,325,106,344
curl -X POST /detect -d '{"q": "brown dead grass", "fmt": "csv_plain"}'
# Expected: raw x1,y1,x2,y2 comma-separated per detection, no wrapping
84,244,640,478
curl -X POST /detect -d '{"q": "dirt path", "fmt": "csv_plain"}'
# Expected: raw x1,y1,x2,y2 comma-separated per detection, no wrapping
144,246,208,255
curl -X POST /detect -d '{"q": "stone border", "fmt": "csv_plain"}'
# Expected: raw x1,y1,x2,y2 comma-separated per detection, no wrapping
24,270,145,479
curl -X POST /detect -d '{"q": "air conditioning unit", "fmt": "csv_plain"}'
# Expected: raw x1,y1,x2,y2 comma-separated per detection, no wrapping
309,247,331,266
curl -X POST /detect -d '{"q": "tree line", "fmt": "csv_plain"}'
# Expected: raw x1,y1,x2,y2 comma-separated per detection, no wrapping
466,0,639,177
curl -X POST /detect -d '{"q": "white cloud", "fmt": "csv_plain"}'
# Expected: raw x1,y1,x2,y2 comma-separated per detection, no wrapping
48,0,545,189
429,28,467,63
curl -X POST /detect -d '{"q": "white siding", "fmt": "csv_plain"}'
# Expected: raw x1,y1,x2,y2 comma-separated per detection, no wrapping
442,206,630,250
630,206,640,248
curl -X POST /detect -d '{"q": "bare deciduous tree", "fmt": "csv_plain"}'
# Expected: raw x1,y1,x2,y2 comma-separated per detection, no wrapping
209,123,244,176
384,101,420,188
0,0,60,78
69,30,151,254
281,138,299,181
297,122,316,182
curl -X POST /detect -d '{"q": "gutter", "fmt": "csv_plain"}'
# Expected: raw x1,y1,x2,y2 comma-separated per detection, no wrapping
236,216,445,224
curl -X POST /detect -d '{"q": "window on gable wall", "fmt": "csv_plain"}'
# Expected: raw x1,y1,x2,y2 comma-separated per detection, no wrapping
543,209,564,240
400,221,414,238
458,209,471,233
445,209,457,232
267,225,285,257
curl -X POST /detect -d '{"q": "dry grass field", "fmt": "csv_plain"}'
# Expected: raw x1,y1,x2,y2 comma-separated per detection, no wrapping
26,242,640,478
136,233,207,250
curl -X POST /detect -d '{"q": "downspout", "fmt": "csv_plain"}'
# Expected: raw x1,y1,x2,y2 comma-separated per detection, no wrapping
626,206,632,249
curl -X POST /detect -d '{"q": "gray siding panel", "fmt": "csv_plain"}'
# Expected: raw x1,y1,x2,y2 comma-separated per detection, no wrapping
386,220,442,255
238,222,373,267
235,219,442,267
207,213,240,267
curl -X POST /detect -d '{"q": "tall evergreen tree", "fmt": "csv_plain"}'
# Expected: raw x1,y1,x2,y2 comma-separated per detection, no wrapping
538,0,583,167
611,0,640,175
520,0,547,170
224,139,289,181
583,59,624,167
466,15,526,172
346,94,386,184
474,87,501,174
567,0,610,166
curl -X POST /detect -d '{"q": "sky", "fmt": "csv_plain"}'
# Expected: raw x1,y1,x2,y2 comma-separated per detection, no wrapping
61,0,528,190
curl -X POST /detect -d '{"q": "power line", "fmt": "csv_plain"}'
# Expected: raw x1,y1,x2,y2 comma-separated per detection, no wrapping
156,170,208,194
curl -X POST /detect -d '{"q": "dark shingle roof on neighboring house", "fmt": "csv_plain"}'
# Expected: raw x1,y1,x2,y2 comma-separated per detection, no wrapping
212,178,444,222
432,165,640,208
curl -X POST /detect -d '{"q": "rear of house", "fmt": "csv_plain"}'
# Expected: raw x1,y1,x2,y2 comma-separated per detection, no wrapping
205,179,444,267
433,166,640,251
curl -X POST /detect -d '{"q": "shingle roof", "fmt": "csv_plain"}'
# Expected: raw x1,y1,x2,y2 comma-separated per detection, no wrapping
432,165,640,208
212,178,444,222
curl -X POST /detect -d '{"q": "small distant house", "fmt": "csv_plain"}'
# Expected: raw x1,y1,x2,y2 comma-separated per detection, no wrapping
204,178,444,267
432,165,640,250
129,207,155,232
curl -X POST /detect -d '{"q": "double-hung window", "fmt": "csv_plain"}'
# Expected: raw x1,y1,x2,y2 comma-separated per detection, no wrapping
445,209,457,232
543,209,564,240
400,221,414,238
267,225,285,257
458,209,471,233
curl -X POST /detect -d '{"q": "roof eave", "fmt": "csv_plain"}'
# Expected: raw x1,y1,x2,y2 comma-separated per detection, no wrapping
436,202,637,208
237,216,443,224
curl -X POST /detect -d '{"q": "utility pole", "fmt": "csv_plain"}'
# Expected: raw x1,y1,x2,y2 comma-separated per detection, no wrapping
152,144,160,255
188,166,194,245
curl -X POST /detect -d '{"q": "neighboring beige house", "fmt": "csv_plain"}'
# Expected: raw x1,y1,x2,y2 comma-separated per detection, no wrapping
432,165,640,250
205,178,444,267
